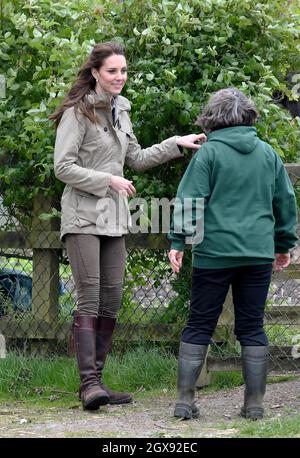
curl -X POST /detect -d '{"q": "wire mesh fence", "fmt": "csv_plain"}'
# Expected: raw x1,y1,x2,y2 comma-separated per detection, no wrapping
0,165,299,374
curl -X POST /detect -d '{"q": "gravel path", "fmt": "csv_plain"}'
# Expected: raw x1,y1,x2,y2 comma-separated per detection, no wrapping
0,375,299,438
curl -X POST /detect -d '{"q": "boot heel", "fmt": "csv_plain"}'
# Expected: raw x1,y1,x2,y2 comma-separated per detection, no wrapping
192,403,200,418
82,386,109,410
174,402,193,419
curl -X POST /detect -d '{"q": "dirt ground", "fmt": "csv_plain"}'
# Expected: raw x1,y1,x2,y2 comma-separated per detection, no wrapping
0,375,299,438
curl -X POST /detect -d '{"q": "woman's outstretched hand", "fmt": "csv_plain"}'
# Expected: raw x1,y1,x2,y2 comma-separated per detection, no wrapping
110,176,136,196
176,133,207,149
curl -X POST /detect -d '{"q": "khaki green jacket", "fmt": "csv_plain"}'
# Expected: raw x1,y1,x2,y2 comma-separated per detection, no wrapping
54,92,182,240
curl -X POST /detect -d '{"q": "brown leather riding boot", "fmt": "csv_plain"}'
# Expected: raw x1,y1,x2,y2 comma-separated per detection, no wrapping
73,312,109,410
95,316,133,405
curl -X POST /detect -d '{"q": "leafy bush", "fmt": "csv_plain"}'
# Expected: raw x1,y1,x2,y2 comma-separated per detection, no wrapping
0,0,299,219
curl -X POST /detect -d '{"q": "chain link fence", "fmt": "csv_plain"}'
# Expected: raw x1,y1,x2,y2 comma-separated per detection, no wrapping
0,166,299,374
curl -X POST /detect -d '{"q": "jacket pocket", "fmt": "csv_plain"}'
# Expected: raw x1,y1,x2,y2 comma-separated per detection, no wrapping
75,190,103,227
75,189,131,232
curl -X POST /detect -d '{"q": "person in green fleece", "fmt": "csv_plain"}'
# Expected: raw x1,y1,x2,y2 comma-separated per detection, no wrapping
168,87,298,421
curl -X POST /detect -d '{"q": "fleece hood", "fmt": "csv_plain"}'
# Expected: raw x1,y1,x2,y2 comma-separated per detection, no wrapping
207,126,259,154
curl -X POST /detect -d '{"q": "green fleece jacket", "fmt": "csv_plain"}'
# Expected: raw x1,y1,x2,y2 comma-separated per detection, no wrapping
168,126,298,269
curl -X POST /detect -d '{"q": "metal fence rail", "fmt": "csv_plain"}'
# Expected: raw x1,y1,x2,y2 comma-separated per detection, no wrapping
0,164,299,374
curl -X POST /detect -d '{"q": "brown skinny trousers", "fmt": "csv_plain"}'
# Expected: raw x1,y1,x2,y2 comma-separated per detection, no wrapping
65,234,126,318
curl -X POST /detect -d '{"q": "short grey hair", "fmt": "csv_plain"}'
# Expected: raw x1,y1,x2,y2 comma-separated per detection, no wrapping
196,88,258,133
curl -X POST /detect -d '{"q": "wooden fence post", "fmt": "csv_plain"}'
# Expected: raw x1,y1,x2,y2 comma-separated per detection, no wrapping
31,192,60,323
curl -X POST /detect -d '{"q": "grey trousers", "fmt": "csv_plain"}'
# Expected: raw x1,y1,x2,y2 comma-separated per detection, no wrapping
65,234,126,317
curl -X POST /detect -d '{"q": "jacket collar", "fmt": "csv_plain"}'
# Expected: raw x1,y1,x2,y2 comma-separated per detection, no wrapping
86,91,131,112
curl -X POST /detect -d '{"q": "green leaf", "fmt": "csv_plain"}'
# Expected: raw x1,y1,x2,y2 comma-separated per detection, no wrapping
33,28,42,38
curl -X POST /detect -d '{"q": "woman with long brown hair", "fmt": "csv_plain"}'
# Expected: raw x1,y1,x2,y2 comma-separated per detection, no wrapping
50,42,206,411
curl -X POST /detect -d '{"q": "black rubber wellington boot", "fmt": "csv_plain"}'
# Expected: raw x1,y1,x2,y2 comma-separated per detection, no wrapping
240,345,268,420
174,342,208,420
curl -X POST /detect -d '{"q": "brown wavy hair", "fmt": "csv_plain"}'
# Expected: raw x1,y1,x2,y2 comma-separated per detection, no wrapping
49,42,126,127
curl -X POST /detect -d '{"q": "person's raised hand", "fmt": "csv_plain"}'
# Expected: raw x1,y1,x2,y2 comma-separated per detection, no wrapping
176,133,207,150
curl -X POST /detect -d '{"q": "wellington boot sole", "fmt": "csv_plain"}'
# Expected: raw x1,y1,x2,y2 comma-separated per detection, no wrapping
174,402,199,420
240,406,264,420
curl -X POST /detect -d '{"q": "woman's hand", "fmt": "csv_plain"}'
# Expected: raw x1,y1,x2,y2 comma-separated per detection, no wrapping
273,253,290,271
176,133,207,149
110,176,136,196
168,249,184,273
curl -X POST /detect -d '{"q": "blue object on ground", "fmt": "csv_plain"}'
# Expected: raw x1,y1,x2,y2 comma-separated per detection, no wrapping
0,268,66,316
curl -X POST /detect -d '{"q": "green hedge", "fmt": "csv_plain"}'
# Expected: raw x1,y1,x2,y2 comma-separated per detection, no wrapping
0,0,299,222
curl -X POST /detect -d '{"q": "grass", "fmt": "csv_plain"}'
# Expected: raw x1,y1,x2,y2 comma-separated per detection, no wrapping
235,414,300,438
0,348,179,407
0,347,246,408
0,348,296,407
176,414,300,438
206,371,243,391
0,352,78,407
